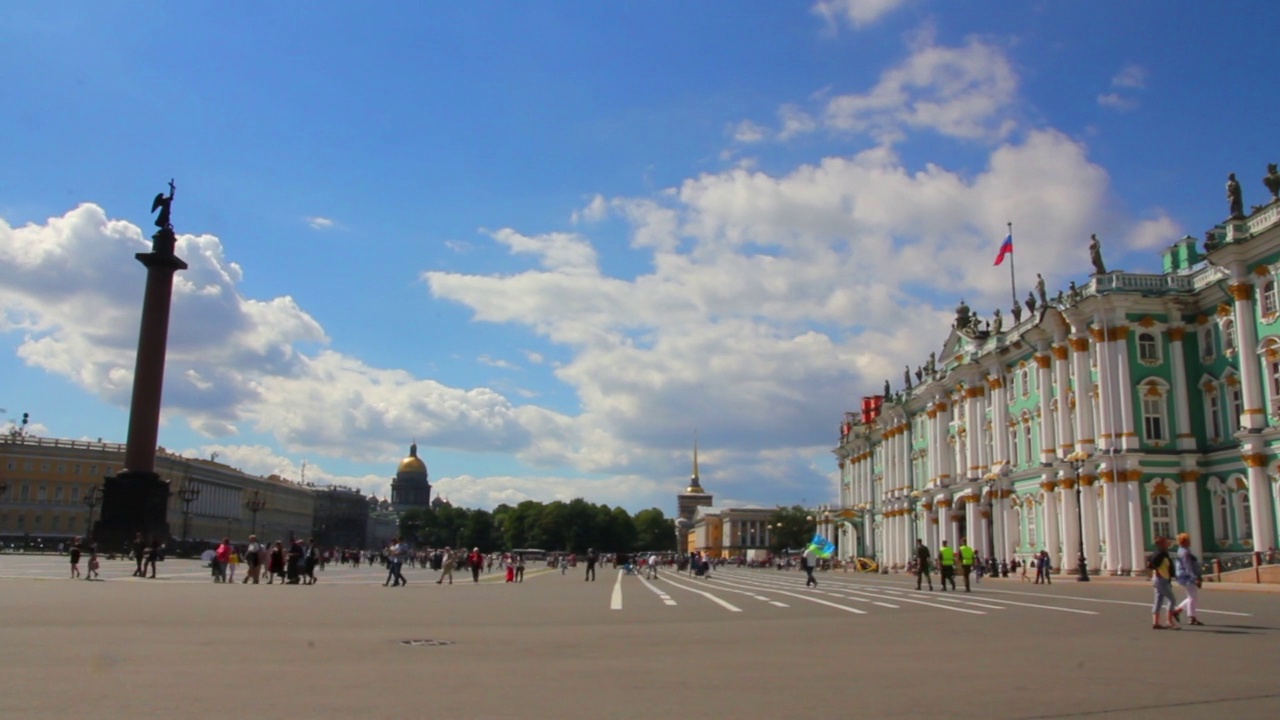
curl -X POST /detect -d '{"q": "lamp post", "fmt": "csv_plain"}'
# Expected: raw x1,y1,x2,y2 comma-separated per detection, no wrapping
82,485,103,540
178,481,201,543
245,490,266,537
1063,450,1091,582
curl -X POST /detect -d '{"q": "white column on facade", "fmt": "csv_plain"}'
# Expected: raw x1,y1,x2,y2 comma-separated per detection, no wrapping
1054,342,1075,455
1126,475,1145,571
1101,475,1121,573
939,400,954,486
1094,328,1116,455
974,388,989,479
1114,328,1138,451
1071,334,1097,456
936,500,951,551
1180,472,1202,558
1168,327,1196,450
1081,475,1102,571
1040,477,1061,569
990,371,1009,466
1003,496,1018,561
962,389,979,482
1242,442,1277,553
1230,277,1267,430
961,494,977,550
1059,476,1081,573
1036,350,1056,465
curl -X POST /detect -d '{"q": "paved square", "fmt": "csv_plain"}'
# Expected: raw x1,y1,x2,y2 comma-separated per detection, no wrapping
2,555,1277,719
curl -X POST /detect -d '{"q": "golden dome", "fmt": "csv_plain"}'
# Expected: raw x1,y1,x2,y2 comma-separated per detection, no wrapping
397,442,427,475
398,456,426,474
684,485,705,494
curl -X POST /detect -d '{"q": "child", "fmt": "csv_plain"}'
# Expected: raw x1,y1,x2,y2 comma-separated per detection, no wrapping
227,549,239,584
87,543,100,580
69,537,82,579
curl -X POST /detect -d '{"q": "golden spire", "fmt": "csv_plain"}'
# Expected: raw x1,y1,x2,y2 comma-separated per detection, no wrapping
686,432,704,494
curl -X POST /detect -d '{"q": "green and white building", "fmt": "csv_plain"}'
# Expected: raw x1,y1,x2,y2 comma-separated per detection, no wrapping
834,187,1280,574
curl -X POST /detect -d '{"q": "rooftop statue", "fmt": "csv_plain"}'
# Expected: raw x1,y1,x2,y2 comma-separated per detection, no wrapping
903,365,912,390
1089,233,1107,275
1036,273,1047,308
1010,302,1022,324
1265,163,1280,202
1227,173,1244,218
1025,291,1037,315
991,307,1003,334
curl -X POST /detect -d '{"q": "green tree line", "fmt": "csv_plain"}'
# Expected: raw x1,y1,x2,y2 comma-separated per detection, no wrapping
397,499,676,554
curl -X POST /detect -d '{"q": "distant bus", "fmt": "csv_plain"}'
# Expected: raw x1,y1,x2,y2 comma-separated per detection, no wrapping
510,548,547,561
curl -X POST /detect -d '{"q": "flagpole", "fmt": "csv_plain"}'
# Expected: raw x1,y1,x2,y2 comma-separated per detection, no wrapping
1007,221,1017,313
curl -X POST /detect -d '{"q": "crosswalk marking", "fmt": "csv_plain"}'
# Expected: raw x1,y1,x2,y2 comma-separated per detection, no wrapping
705,575,868,614
659,575,742,612
638,575,678,605
719,573,982,615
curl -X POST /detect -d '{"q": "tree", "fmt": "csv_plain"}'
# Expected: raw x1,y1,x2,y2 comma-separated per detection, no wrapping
634,508,676,551
769,505,814,554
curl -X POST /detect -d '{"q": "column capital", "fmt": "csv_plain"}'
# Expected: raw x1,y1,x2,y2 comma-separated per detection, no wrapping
1228,282,1254,302
1168,326,1187,342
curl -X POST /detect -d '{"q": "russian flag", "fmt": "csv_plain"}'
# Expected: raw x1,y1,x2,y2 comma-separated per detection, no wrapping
993,233,1013,266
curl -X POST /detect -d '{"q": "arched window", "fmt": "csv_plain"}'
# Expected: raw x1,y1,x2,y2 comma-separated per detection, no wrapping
1240,491,1253,539
1140,380,1170,445
1215,493,1232,542
1201,325,1215,362
1262,280,1278,318
1151,495,1172,540
1222,318,1237,355
1027,499,1039,547
1203,380,1223,443
1138,332,1161,365
1022,413,1034,464
1020,368,1031,398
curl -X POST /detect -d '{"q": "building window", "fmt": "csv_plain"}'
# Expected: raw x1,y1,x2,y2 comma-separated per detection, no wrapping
1143,397,1167,443
1263,280,1278,319
20,485,29,501
1027,501,1039,547
1138,332,1161,365
70,487,80,502
1204,383,1223,443
1229,383,1243,432
1020,368,1031,398
1221,319,1237,355
51,516,61,531
1022,417,1034,464
1215,493,1232,543
54,486,63,502
1201,325,1215,362
1151,495,1172,541
1239,491,1253,539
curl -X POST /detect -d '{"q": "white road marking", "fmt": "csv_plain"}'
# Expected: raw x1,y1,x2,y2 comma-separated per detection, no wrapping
706,576,868,614
718,572,982,615
659,576,742,612
611,570,624,610
637,575,678,605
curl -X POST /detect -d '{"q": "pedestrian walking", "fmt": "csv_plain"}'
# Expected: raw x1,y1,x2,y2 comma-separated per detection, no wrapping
1149,536,1179,630
938,541,956,591
132,532,146,577
585,548,598,582
958,537,975,592
69,537,82,579
1172,532,1205,626
143,538,161,579
647,553,660,580
802,545,818,587
436,547,454,585
267,541,285,584
227,548,240,583
515,553,525,582
243,535,263,584
469,548,484,583
914,539,933,591
87,543,100,580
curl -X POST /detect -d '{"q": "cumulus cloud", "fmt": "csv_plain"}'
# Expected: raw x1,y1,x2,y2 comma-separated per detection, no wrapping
812,0,909,30
306,216,336,229
1111,64,1147,89
571,194,609,224
732,120,767,144
1098,63,1147,111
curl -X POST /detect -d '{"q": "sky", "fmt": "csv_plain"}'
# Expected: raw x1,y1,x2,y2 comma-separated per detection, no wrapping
2,1,1279,515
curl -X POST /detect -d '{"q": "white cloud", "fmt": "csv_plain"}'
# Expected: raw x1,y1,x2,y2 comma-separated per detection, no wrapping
489,228,600,275
1125,213,1182,251
478,354,518,370
778,104,818,140
731,120,767,144
811,0,909,30
523,350,545,364
571,194,609,224
823,36,1019,142
1111,64,1147,89
1096,93,1137,111
306,216,336,230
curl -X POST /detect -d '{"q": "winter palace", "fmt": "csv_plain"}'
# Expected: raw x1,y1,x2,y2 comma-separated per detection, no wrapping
834,169,1280,575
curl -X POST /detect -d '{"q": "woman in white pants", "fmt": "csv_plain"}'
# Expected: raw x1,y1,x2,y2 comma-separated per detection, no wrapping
1172,532,1204,626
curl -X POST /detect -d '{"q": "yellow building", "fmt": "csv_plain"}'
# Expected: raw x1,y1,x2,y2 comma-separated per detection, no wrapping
689,505,775,559
0,434,314,548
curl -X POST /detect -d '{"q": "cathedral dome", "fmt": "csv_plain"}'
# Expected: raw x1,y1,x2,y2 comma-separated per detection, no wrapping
397,442,427,475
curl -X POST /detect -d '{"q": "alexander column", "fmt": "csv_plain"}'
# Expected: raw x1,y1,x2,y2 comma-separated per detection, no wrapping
94,181,188,549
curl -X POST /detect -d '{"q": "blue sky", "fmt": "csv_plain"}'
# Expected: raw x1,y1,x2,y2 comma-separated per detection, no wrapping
3,1,1278,514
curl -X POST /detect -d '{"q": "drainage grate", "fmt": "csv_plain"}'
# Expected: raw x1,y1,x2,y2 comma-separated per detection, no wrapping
399,639,454,647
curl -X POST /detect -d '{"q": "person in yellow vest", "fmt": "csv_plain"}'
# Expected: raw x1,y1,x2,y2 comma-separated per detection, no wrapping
958,537,975,593
937,541,956,591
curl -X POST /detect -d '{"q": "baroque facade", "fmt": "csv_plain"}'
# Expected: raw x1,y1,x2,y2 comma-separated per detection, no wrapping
834,180,1280,574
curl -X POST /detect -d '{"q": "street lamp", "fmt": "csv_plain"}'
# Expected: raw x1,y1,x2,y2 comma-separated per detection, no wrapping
178,481,201,543
245,490,267,536
83,485,102,540
1062,450,1091,582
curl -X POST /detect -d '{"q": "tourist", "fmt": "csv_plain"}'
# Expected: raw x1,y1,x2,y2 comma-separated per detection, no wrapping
132,532,146,577
436,547,454,585
802,544,818,588
1173,532,1205,626
1149,536,1179,630
647,552,660,580
914,539,933,591
937,541,956,591
87,543,100,580
468,547,483,583
515,553,525,582
143,538,161,579
243,535,263,584
286,539,304,584
69,537,82,579
585,548,598,582
302,539,319,585
215,535,232,579
267,541,285,584
227,546,240,583
384,538,403,587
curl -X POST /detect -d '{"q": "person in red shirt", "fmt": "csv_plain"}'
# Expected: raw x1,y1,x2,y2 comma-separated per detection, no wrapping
468,548,484,583
214,537,232,583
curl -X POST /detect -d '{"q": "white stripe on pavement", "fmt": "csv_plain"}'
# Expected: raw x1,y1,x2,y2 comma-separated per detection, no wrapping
659,576,742,612
611,570,623,610
637,575,677,605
